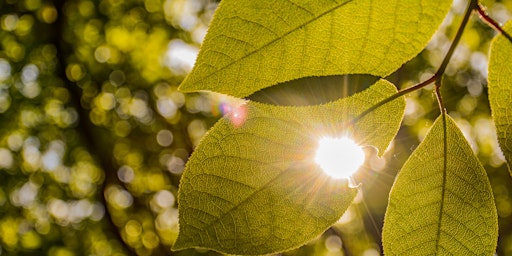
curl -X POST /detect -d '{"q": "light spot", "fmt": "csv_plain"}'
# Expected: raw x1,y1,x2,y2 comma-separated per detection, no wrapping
153,190,175,208
97,93,116,110
325,235,342,252
40,5,58,24
188,119,207,146
48,199,69,221
21,64,39,83
117,165,135,183
0,58,11,80
94,45,111,63
106,186,133,209
156,129,173,147
362,248,381,256
42,151,60,171
11,181,39,207
163,39,198,75
315,136,365,179
0,148,13,169
2,14,18,31
165,155,185,174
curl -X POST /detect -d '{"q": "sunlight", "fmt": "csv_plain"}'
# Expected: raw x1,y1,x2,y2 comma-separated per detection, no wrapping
315,136,365,179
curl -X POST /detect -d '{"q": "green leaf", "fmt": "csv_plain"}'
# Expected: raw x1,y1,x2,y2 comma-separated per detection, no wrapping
488,20,512,172
173,80,405,255
382,115,498,255
179,0,452,98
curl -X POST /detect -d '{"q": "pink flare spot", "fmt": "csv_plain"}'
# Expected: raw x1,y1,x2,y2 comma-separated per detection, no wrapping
220,103,232,115
228,104,248,127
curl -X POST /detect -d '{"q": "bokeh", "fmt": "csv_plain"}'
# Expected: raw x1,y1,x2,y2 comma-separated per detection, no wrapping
0,0,511,255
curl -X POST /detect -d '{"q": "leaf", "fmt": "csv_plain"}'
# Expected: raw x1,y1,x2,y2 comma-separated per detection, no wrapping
173,80,405,255
488,20,512,172
382,115,498,255
179,0,453,98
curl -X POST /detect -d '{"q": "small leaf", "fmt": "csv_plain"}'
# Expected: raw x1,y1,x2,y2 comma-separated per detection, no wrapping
383,115,498,255
173,80,405,255
488,20,512,172
179,0,452,98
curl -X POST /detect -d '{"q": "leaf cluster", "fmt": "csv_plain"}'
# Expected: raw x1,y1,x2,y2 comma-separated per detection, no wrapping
174,0,512,255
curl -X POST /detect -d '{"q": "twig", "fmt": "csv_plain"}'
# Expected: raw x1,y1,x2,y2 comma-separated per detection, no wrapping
476,3,512,44
350,0,477,124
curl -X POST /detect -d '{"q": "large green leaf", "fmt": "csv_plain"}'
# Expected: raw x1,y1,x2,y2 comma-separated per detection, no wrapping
383,115,498,255
488,21,512,172
179,0,452,98
173,80,405,255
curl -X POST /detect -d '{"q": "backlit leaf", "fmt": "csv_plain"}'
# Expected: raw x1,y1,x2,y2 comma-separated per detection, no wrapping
488,20,512,172
179,0,452,98
173,80,405,255
383,115,498,255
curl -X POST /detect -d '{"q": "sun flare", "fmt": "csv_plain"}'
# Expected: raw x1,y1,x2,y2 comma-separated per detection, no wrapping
315,136,365,179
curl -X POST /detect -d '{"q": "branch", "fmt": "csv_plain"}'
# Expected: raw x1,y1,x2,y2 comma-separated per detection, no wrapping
476,3,512,44
436,0,477,78
350,0,476,124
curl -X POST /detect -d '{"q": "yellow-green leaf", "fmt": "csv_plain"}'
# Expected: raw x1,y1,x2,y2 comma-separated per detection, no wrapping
383,115,498,255
173,80,405,255
179,0,452,98
488,20,512,172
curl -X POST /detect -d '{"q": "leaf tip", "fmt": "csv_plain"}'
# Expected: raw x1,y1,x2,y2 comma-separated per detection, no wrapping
177,72,205,93
177,80,194,93
171,234,192,252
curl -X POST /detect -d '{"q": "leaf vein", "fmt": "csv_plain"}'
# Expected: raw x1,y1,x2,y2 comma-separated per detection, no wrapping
194,0,354,82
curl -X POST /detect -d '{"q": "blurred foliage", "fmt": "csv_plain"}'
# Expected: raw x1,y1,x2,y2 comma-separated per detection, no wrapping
0,0,511,255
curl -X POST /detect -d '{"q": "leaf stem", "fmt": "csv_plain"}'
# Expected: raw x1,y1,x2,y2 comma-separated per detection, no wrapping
351,0,476,124
434,80,446,116
476,2,512,44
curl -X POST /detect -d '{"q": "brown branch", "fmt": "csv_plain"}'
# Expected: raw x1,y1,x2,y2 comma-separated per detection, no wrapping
351,0,477,124
476,3,512,44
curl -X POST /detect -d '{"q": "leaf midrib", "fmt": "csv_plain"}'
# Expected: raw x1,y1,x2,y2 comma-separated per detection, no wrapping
188,0,355,85
435,113,448,253
186,161,313,250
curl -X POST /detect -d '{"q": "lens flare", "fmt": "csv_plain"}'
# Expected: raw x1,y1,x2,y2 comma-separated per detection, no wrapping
225,103,248,127
208,93,248,127
315,136,365,179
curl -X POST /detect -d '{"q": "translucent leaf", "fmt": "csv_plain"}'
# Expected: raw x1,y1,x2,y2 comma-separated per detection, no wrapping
383,115,498,255
179,0,452,98
173,80,405,255
488,21,512,172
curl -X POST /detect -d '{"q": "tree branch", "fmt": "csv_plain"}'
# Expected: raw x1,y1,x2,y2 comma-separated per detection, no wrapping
350,0,476,124
476,2,512,44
